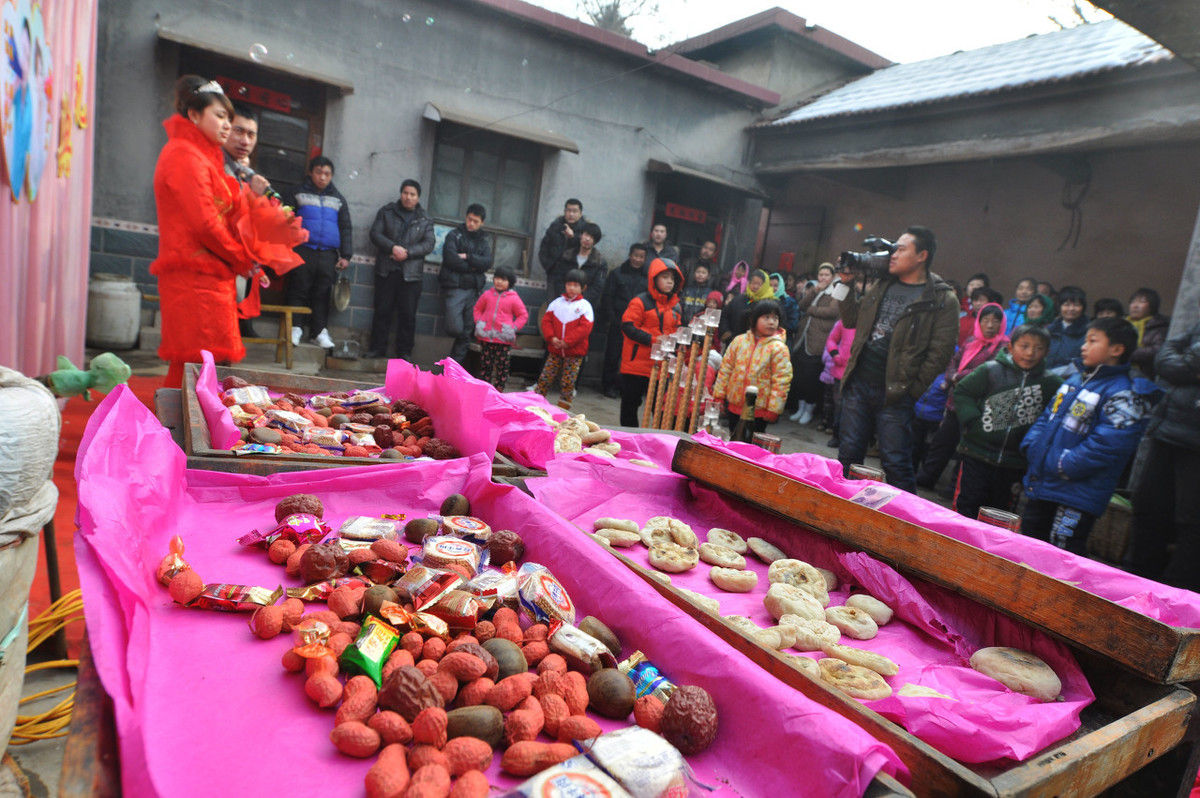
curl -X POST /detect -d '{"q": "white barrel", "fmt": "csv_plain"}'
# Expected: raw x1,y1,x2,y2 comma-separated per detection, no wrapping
86,273,142,349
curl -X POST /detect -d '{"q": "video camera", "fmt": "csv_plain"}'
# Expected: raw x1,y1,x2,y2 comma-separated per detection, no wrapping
837,236,895,279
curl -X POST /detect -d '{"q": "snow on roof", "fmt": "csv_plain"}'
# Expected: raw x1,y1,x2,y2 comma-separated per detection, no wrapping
768,19,1173,127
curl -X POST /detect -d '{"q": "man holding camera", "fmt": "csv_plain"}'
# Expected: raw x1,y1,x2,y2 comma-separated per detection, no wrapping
834,226,959,493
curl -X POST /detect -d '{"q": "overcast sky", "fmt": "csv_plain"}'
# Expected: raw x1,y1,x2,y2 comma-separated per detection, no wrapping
530,0,1111,63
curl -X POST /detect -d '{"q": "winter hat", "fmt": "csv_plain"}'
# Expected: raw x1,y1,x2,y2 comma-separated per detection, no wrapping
706,290,724,307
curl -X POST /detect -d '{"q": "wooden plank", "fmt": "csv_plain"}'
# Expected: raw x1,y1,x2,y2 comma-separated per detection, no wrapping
671,441,1200,684
600,545,997,798
59,636,120,798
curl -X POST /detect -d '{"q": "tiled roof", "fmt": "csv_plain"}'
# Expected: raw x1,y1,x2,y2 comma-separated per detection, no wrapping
767,19,1173,127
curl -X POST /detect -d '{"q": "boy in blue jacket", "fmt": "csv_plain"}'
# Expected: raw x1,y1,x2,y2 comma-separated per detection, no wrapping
1019,317,1162,555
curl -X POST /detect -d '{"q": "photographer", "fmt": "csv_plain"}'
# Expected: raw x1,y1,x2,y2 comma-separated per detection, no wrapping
835,226,960,493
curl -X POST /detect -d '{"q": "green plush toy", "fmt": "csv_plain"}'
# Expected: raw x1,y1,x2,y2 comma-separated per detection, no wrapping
43,353,133,400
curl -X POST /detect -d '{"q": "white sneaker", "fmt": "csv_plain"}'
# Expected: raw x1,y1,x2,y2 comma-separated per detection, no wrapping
314,328,335,348
788,405,805,422
291,326,302,346
797,406,814,425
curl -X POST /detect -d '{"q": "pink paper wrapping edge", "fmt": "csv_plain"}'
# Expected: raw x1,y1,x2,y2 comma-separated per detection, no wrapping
689,431,1200,628
437,358,681,470
73,386,901,798
529,455,1094,764
196,350,241,450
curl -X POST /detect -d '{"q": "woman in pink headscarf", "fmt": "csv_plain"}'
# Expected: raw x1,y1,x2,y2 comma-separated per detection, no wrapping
915,303,1009,489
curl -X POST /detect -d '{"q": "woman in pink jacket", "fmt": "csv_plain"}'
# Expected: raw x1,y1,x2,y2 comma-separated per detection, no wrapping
472,265,529,390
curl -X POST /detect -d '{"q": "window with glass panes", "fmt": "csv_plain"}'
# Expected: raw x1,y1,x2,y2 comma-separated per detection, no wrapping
428,123,542,277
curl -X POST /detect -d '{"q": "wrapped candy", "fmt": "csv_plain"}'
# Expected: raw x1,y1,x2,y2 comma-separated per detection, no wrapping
517,562,576,626
157,534,191,586
238,513,331,549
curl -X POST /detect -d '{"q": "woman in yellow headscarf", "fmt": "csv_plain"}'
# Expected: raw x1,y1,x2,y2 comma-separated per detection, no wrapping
719,268,774,345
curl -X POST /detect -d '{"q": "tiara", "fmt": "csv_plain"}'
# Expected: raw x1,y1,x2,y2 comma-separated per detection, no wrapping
198,80,224,95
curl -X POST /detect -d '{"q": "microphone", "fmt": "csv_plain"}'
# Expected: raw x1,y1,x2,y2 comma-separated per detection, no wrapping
230,161,282,202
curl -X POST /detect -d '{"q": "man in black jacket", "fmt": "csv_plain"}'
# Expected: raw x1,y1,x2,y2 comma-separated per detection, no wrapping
367,179,436,360
600,243,648,397
537,198,585,283
643,223,679,267
440,203,494,363
1125,313,1200,590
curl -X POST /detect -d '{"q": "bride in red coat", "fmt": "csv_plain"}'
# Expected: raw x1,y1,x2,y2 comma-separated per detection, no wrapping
151,75,305,387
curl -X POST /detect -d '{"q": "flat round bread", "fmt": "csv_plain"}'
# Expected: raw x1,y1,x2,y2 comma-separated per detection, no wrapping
643,516,700,547
723,615,762,636
969,647,1062,702
825,606,879,640
816,567,839,592
524,405,558,425
591,441,622,455
594,517,638,533
710,566,757,593
819,658,893,700
557,417,590,437
778,615,840,651
753,628,787,650
581,429,611,445
594,527,641,547
589,533,612,548
771,624,798,649
699,543,746,569
553,432,582,453
706,528,748,554
627,458,655,468
764,583,825,622
647,541,699,573
584,420,601,432
677,587,721,614
768,559,830,607
747,537,787,564
898,684,955,700
846,594,893,625
641,568,672,585
584,446,615,458
786,655,821,679
821,642,899,677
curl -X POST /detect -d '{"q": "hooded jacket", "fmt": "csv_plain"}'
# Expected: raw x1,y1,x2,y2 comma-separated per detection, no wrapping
679,269,713,324
1021,361,1162,516
440,223,494,291
473,285,529,346
712,325,793,422
839,271,961,404
541,292,594,357
620,258,683,377
369,199,435,281
1005,298,1030,330
1145,320,1200,451
288,178,352,256
1045,315,1090,370
954,349,1062,469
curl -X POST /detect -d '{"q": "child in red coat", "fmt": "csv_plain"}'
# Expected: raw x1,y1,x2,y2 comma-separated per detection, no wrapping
535,269,594,409
472,265,529,390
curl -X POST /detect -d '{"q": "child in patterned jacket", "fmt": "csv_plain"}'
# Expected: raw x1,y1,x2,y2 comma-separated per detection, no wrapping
712,299,794,435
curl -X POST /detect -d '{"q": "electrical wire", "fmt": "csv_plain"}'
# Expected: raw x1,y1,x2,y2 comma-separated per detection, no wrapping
8,589,84,745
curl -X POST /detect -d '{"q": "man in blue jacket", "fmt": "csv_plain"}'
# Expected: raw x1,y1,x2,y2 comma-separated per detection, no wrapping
285,156,352,349
1020,316,1162,555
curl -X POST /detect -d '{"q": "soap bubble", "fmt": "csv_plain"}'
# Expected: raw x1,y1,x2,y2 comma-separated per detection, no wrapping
249,42,268,62
277,149,287,156
401,13,411,22
237,86,248,96
464,87,471,93
348,170,359,180
286,53,295,60
521,58,528,67
425,16,435,25
853,223,863,232
375,41,383,48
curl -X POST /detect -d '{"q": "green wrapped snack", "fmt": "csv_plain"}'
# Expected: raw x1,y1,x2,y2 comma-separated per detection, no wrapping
338,615,400,688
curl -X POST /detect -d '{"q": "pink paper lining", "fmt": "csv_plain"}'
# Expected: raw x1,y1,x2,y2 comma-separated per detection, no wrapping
691,432,1200,628
437,358,681,470
73,386,902,798
196,351,241,450
529,456,1093,764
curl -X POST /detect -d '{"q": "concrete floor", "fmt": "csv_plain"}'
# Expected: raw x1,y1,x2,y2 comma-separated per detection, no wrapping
4,344,954,794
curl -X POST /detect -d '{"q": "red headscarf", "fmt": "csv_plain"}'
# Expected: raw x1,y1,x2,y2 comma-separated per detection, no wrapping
956,302,1009,376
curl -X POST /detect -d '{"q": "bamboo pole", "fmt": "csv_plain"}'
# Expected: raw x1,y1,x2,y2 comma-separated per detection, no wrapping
652,355,674,429
662,344,684,430
676,332,703,432
689,327,714,434
641,349,662,428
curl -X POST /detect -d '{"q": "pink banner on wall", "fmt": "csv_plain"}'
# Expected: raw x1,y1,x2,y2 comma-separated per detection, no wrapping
0,0,97,377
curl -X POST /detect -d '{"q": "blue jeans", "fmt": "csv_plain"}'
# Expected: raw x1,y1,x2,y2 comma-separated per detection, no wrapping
837,373,918,494
443,287,478,362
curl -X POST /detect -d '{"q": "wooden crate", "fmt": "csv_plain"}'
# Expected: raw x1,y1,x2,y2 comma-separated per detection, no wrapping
619,441,1200,797
178,363,545,479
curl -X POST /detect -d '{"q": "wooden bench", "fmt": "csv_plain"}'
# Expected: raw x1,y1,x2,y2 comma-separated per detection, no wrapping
143,296,313,370
243,303,313,370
